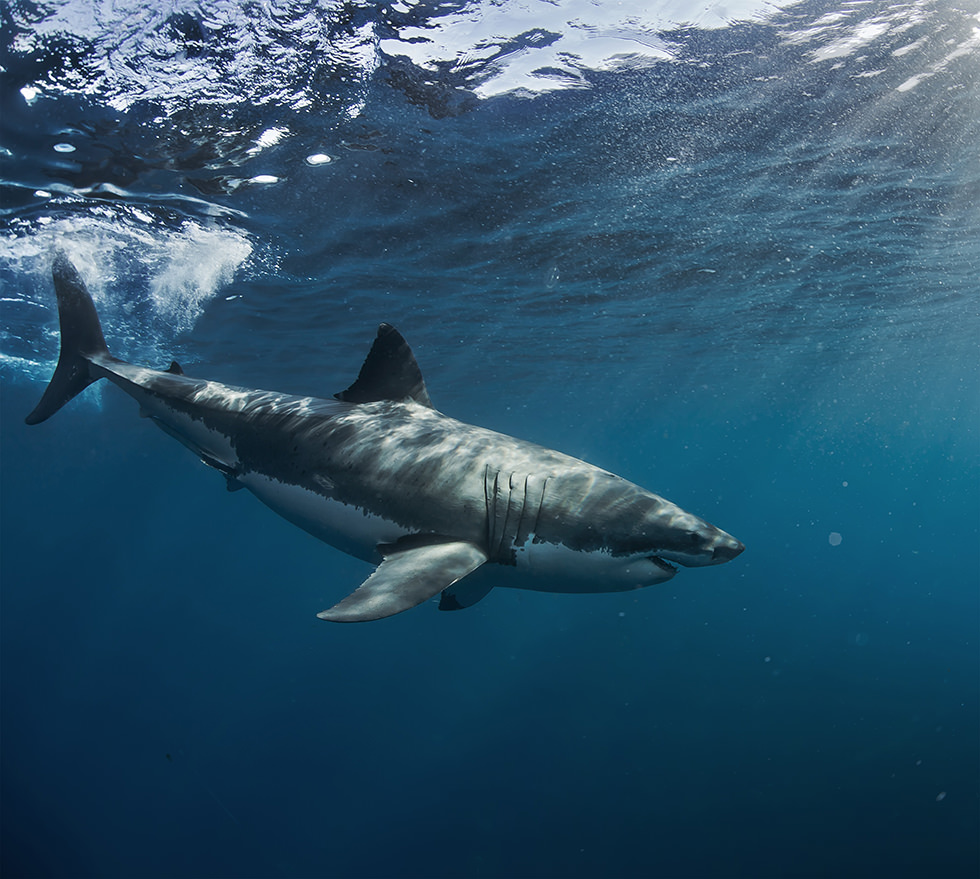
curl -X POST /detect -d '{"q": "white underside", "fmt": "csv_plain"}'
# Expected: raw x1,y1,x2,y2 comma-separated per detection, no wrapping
244,476,675,594
241,473,406,563
137,391,679,595
511,540,677,592
138,393,239,469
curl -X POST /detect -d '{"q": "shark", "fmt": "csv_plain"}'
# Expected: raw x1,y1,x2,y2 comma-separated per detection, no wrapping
26,253,744,622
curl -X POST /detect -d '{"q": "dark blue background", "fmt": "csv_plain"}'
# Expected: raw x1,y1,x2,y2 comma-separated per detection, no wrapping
2,1,978,876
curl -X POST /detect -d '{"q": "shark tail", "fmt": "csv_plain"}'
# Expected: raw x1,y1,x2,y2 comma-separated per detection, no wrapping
25,253,111,425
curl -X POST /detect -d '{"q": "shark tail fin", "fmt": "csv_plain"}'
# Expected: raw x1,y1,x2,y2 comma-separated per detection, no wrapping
25,253,111,425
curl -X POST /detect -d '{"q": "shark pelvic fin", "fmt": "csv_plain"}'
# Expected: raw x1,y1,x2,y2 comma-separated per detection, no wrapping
26,253,111,425
439,579,494,611
317,536,487,622
334,323,433,408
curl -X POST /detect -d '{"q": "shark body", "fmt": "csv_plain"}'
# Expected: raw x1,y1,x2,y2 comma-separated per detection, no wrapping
27,255,744,622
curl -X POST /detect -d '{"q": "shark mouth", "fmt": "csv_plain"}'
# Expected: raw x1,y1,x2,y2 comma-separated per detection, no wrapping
649,556,678,574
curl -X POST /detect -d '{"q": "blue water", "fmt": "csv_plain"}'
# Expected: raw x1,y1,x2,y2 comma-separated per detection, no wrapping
2,1,978,877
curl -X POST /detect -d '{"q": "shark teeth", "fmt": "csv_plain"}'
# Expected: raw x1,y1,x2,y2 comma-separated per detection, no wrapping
649,556,677,574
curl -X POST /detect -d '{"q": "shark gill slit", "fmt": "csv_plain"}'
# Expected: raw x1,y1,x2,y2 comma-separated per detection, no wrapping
498,472,516,561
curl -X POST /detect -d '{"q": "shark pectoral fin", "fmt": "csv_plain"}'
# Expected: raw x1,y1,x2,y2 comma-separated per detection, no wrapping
317,539,488,623
439,580,494,611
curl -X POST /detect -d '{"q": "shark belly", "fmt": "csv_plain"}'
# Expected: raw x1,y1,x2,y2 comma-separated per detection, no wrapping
509,540,677,593
240,473,406,563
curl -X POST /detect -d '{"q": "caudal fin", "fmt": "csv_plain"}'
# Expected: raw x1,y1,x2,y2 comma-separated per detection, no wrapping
25,253,110,425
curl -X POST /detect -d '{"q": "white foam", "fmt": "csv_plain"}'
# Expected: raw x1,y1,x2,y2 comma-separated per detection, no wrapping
1,212,252,373
145,225,252,333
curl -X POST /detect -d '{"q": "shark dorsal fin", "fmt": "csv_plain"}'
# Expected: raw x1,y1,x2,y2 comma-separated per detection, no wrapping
335,323,433,408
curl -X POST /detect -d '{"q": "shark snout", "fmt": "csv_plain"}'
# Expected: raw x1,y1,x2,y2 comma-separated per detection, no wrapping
711,536,745,563
657,526,744,568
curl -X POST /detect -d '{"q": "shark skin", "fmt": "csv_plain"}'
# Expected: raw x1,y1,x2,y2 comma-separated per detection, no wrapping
26,254,744,622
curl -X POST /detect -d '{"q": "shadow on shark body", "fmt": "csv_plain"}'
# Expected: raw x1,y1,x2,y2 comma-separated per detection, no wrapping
27,253,744,622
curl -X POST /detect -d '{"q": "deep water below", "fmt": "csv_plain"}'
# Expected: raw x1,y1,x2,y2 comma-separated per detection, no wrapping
2,1,979,877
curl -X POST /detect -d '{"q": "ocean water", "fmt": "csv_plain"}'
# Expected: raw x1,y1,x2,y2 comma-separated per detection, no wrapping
1,1,978,877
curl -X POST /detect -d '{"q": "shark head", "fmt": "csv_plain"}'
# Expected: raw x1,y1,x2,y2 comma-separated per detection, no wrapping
527,471,744,591
633,497,745,571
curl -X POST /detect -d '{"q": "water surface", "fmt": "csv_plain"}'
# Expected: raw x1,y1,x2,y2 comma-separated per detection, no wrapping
2,2,978,877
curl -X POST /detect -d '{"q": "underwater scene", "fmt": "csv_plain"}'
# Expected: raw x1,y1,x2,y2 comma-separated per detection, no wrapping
1,1,978,877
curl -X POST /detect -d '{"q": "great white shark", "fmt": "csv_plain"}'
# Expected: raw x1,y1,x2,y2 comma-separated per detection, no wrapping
27,254,744,622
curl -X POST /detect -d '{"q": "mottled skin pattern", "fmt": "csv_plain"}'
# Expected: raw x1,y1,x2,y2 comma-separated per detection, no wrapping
95,356,737,570
27,254,744,620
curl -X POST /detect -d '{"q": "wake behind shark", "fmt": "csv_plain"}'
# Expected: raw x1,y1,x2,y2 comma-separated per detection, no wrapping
27,254,744,622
